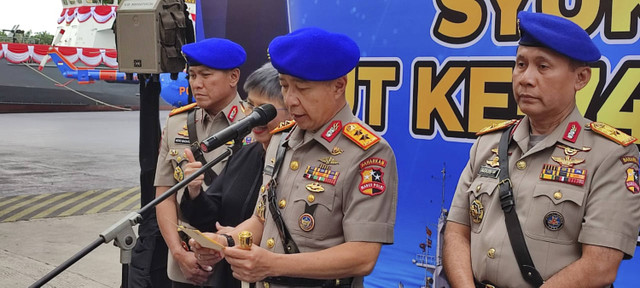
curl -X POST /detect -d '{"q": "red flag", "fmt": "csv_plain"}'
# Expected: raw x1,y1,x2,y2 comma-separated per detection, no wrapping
426,226,432,237
427,239,432,248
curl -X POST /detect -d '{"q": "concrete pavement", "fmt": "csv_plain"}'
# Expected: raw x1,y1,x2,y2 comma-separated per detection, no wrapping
0,211,132,287
0,111,170,287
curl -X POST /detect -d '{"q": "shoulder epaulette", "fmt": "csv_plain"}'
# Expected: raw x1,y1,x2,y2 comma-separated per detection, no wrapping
342,122,380,150
269,120,296,134
476,119,519,136
588,122,637,146
169,102,198,117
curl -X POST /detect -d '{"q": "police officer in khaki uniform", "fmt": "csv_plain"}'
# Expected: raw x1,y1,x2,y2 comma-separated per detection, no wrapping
444,12,640,288
155,38,247,287
189,27,398,288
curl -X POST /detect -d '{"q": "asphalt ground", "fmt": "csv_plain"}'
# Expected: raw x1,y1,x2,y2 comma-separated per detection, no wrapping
0,111,169,287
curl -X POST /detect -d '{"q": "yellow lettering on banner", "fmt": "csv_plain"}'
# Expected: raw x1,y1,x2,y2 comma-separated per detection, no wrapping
413,63,465,135
358,65,400,130
596,62,640,141
433,0,487,44
346,68,357,114
468,66,512,133
539,0,600,32
608,0,640,39
346,60,401,132
492,0,527,41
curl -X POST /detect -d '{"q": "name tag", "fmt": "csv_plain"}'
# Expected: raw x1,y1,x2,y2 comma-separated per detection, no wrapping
478,165,500,178
174,138,190,144
264,164,274,176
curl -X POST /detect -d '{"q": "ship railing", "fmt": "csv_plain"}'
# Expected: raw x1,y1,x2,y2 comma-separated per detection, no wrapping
412,253,437,270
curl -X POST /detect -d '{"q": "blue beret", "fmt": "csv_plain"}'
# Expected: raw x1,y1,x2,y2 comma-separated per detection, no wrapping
518,11,600,62
181,38,246,69
268,27,360,81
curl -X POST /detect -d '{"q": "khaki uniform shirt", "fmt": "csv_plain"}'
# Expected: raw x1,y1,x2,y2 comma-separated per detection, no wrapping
254,105,398,288
448,107,640,287
154,93,245,284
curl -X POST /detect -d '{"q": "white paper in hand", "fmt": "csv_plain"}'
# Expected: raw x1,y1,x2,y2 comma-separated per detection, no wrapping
177,225,224,251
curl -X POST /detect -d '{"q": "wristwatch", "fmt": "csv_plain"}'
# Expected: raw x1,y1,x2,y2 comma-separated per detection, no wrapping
222,234,235,247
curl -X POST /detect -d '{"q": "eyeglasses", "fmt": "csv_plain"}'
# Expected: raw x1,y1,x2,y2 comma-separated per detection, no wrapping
240,100,287,114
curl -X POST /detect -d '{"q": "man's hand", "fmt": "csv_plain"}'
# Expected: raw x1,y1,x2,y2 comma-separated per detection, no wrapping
216,221,235,234
224,245,273,282
189,233,226,269
173,249,213,285
183,148,203,199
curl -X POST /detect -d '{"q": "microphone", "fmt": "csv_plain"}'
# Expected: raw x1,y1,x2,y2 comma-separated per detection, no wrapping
200,103,277,152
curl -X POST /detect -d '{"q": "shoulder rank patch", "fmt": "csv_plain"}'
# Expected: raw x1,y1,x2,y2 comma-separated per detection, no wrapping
476,119,519,136
270,120,296,134
169,102,198,117
589,122,637,146
343,122,380,150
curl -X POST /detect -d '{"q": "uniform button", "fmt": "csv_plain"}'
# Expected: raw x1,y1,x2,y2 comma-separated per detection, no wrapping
260,186,265,193
278,199,286,209
554,191,562,200
307,194,315,203
270,158,275,164
266,238,275,249
476,184,482,192
264,283,270,288
516,160,527,170
290,160,299,171
487,248,496,259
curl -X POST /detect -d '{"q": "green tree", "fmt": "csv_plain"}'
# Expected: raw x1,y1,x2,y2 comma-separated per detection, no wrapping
32,31,54,45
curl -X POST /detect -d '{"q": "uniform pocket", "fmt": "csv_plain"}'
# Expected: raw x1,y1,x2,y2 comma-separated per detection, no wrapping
467,178,499,234
290,181,337,240
524,183,586,244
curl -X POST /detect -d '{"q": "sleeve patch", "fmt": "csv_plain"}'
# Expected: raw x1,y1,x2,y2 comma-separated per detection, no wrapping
620,156,639,166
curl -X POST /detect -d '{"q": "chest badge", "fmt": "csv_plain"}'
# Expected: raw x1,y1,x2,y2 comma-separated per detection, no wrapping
470,199,484,224
486,148,500,168
173,166,184,181
544,211,564,231
305,183,325,193
330,146,343,156
298,213,315,232
552,144,590,167
540,164,587,186
319,157,339,165
303,165,340,185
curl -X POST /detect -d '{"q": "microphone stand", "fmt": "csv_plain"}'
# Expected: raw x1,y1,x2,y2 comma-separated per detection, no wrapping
29,139,244,288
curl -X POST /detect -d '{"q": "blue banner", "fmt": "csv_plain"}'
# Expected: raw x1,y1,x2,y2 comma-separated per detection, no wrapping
284,1,640,287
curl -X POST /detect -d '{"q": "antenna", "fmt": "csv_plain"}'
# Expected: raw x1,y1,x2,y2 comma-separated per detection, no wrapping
440,162,446,212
